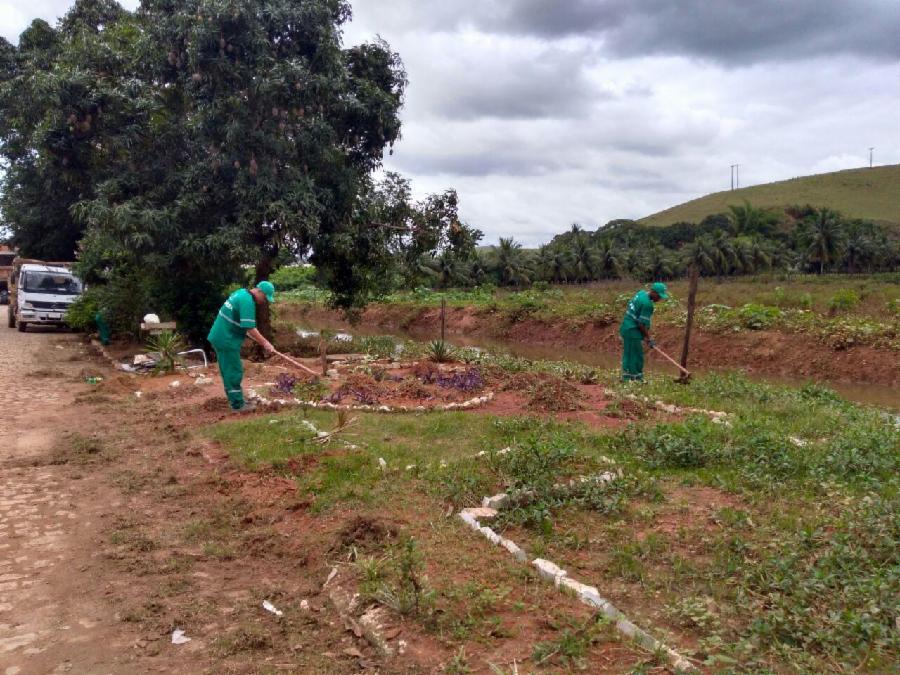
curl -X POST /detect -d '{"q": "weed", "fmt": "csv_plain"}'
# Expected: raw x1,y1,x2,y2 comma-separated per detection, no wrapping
527,377,584,412
669,596,721,633
445,647,472,674
532,615,614,668
358,335,398,359
374,537,435,617
212,624,274,656
293,378,328,401
829,288,860,313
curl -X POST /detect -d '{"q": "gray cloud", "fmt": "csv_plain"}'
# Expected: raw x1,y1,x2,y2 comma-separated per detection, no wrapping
4,1,900,248
425,47,605,121
350,0,900,64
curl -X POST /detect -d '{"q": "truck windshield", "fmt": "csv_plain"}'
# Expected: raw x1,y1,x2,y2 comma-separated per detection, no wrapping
22,271,83,295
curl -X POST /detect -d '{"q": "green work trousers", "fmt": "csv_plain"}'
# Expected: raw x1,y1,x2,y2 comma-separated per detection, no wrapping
620,330,645,382
211,343,244,409
94,311,111,346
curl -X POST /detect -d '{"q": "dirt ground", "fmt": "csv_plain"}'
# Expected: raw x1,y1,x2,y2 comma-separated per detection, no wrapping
0,310,382,674
0,308,664,674
288,304,900,387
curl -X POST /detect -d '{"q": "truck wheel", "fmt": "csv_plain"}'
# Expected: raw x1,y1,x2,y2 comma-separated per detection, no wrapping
17,320,26,332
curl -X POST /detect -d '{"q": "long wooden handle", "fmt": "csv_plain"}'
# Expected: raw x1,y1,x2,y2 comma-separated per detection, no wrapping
273,350,318,376
652,346,691,376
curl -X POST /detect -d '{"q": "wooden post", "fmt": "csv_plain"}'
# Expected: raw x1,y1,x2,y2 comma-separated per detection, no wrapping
320,331,328,376
440,298,446,343
680,265,699,370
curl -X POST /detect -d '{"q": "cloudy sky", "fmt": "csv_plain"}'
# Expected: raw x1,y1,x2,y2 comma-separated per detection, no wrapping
3,1,900,245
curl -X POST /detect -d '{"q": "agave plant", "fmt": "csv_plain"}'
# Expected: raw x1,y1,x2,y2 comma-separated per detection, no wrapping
428,340,454,363
145,330,185,374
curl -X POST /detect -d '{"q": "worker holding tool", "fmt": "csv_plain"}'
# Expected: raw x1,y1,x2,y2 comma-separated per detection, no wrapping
207,281,276,412
619,282,669,382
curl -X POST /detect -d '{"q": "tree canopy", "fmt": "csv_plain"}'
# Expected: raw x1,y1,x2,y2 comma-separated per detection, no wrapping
0,0,467,340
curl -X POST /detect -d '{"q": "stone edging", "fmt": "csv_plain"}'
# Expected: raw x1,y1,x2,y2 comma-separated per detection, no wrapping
457,489,697,673
253,390,496,414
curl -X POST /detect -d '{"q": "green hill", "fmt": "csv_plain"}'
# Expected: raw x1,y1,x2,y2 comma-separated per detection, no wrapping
640,164,900,227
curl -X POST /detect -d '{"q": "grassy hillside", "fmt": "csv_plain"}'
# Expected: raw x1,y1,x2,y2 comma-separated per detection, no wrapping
640,164,900,227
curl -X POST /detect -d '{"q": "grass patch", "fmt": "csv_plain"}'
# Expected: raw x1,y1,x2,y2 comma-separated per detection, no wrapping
208,369,898,671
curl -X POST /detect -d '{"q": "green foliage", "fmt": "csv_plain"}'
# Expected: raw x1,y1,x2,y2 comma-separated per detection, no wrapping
293,379,328,402
428,340,454,363
741,495,898,665
620,416,723,469
269,266,316,292
532,616,614,668
0,0,468,339
357,335,398,359
372,537,435,617
828,288,860,313
146,330,186,374
64,292,100,332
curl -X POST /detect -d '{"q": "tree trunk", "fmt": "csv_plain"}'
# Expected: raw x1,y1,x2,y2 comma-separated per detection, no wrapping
680,264,699,371
251,252,277,359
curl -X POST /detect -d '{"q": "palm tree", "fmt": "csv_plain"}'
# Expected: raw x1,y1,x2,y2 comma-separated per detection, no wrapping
467,253,489,286
805,207,846,274
727,200,779,237
681,237,716,277
641,243,677,281
570,235,598,283
708,230,738,282
422,251,459,288
536,245,572,284
595,239,622,279
492,237,531,287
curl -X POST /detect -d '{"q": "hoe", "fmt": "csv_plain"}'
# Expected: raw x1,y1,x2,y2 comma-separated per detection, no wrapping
272,349,318,377
651,345,692,384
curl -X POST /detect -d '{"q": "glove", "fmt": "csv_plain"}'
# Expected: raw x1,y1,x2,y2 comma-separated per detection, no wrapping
647,338,657,349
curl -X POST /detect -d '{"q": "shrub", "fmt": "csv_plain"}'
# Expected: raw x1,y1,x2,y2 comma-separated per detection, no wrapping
65,292,100,332
828,289,859,313
357,335,398,359
735,304,782,330
270,265,317,291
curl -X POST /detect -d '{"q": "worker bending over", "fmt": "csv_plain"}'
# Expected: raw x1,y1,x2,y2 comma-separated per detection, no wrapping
207,281,276,412
619,282,669,382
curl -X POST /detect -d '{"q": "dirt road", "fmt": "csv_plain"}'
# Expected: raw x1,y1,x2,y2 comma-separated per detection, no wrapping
0,310,404,674
0,308,147,672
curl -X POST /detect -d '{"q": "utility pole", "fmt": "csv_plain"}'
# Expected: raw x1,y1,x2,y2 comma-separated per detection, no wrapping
869,147,874,168
730,164,736,190
736,164,740,189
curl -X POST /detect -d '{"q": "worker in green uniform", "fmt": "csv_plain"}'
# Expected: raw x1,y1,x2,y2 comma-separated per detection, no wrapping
207,281,277,412
619,282,669,382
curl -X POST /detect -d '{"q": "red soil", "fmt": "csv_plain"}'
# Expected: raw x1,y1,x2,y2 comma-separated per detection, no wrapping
291,304,899,387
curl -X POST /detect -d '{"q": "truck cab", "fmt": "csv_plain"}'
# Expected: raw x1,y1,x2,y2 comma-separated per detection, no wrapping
8,261,83,332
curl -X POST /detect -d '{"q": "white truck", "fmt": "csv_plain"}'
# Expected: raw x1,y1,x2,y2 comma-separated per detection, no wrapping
7,260,83,332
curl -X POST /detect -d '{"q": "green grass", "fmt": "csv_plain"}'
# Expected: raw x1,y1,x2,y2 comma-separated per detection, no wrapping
639,163,900,227
208,369,899,672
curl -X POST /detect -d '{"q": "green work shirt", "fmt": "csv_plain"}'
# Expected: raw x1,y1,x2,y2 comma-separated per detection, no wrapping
208,288,257,348
620,290,654,337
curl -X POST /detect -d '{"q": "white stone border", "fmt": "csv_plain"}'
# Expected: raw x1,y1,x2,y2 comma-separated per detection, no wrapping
457,492,697,673
252,389,495,414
